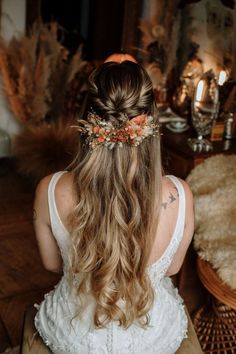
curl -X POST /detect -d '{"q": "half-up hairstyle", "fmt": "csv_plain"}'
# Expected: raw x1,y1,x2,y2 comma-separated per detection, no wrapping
69,61,162,328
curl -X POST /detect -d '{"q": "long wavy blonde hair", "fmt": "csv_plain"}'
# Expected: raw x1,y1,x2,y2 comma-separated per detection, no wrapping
69,61,162,328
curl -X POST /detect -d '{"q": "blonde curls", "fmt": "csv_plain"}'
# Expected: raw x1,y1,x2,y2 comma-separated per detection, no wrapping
69,61,162,328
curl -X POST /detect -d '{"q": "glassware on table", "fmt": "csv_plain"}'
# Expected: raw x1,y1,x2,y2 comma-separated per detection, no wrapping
188,70,219,152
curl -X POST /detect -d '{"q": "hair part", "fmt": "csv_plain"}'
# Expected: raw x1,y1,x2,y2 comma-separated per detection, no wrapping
69,61,162,328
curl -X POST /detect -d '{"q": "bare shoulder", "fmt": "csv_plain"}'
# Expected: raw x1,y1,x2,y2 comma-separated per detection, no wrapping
34,174,56,225
54,171,75,208
161,176,193,208
163,176,195,275
35,171,74,199
34,171,75,226
54,171,76,222
34,174,53,205
178,178,194,213
177,177,193,201
34,171,74,207
55,171,74,193
161,176,179,211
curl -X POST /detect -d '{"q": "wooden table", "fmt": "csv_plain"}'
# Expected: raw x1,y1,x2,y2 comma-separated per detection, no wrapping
161,125,236,179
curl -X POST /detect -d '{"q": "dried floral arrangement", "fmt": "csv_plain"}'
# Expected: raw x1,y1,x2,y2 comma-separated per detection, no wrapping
0,22,95,182
12,122,78,184
77,113,159,149
0,21,89,124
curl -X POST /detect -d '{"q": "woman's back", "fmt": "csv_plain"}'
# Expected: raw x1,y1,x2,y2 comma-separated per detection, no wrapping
52,171,193,272
34,171,193,354
33,61,194,353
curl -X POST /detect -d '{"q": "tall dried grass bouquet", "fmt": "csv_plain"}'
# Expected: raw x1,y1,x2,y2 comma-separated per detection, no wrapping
0,21,93,182
0,21,88,125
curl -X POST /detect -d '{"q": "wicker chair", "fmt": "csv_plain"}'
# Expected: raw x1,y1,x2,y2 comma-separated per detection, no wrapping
186,154,236,353
193,257,236,354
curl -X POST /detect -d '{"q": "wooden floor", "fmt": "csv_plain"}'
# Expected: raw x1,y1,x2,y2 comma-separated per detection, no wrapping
0,159,60,351
0,158,207,352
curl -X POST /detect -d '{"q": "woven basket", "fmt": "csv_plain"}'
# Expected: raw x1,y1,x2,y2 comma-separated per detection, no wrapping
193,258,236,353
197,258,236,310
193,299,236,353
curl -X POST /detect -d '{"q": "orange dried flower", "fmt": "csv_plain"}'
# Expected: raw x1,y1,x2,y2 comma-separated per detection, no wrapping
77,112,159,149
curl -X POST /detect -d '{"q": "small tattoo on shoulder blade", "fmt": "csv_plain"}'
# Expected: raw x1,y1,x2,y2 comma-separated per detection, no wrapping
161,202,168,209
174,186,179,196
169,192,176,203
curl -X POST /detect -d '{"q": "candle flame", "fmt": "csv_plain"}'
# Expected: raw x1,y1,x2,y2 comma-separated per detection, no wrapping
196,80,204,101
218,70,227,86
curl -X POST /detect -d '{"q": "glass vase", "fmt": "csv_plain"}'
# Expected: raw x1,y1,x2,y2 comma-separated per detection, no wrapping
188,70,219,152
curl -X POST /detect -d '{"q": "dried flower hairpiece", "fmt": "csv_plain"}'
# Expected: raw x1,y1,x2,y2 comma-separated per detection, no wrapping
77,112,159,149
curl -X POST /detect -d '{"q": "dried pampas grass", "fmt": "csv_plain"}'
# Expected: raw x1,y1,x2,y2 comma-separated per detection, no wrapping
0,21,95,182
187,154,236,290
0,22,88,124
12,122,78,184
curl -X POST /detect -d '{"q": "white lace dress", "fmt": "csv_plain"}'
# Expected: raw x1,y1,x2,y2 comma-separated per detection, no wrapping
34,172,188,354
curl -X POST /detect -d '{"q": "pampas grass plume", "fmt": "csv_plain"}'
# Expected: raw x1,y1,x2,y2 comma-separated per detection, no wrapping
12,122,78,184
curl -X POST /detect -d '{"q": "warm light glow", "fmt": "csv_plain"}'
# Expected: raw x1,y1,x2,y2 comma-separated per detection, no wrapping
104,53,137,63
196,80,204,101
218,70,227,86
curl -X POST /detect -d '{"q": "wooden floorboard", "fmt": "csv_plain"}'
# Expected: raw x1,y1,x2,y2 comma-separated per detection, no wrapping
0,159,59,351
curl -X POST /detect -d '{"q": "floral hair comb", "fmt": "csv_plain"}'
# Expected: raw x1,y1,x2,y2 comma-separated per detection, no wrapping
77,112,159,149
